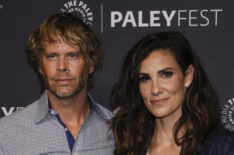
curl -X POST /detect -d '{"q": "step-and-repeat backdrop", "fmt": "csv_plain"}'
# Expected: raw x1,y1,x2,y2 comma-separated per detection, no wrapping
0,0,234,130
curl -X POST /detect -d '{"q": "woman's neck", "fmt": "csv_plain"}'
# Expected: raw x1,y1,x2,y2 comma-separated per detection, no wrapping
148,110,184,155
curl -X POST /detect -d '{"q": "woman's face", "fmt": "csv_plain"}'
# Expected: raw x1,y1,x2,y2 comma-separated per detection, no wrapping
139,49,194,119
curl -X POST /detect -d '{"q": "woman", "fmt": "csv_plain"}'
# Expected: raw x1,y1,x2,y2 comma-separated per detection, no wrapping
111,32,234,155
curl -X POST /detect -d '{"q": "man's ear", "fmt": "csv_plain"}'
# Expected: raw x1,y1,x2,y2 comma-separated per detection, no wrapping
88,64,94,74
39,65,43,75
37,55,43,75
184,65,194,88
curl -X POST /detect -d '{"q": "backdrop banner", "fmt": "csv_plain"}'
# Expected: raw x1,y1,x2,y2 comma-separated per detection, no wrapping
0,0,233,131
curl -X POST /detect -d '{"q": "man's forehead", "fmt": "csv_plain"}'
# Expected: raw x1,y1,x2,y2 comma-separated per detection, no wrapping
43,40,79,52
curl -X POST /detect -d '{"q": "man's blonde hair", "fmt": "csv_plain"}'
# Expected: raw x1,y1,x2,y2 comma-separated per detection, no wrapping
27,12,104,88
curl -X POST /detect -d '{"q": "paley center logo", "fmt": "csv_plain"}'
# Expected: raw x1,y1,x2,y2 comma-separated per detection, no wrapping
221,97,234,131
110,9,223,28
61,0,94,26
0,107,23,117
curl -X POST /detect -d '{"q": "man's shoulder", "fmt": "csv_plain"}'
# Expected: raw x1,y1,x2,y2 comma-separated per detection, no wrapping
0,99,40,129
95,103,113,121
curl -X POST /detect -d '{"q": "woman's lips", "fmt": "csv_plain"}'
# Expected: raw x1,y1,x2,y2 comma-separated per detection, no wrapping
150,97,169,105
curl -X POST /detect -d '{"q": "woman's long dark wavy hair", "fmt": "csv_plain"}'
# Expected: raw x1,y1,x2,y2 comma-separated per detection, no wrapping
111,31,220,155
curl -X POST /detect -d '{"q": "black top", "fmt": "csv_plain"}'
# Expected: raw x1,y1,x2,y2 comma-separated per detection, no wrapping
193,128,234,155
142,128,234,155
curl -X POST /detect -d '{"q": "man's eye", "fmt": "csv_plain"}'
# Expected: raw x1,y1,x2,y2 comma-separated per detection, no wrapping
46,54,56,59
139,75,150,82
68,53,77,58
161,71,173,78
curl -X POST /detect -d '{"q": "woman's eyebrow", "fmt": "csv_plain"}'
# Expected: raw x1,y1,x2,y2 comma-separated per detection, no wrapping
158,68,174,74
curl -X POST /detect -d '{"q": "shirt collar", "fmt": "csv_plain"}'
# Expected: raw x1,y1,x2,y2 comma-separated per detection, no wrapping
34,90,49,123
34,90,98,124
87,92,96,113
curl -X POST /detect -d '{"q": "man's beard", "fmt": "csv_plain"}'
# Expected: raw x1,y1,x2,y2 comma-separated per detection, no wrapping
49,79,86,99
43,71,88,99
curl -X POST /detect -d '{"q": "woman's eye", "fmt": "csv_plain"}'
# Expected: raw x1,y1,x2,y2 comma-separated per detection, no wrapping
161,71,173,78
139,75,150,82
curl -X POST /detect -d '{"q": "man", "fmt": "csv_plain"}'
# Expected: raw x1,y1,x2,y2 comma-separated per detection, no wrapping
0,13,114,154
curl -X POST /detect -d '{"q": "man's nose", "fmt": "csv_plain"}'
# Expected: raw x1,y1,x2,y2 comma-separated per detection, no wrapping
57,56,68,72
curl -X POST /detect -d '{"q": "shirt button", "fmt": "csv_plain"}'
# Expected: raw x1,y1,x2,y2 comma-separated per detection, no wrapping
65,128,68,131
50,110,56,115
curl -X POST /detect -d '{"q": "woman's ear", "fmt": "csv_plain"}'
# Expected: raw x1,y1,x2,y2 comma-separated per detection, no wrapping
184,65,194,88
